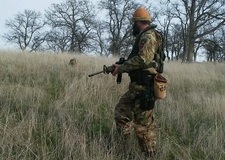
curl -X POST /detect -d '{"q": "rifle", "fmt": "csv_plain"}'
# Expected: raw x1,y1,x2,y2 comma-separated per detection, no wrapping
88,57,126,84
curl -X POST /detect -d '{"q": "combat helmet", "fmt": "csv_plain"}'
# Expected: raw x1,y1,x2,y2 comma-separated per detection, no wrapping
132,7,151,22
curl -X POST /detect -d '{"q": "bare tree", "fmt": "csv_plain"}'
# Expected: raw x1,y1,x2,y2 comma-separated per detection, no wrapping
201,27,225,62
217,27,225,62
91,21,108,56
168,0,225,62
202,39,220,62
170,24,184,60
45,28,70,53
45,0,96,53
99,0,139,57
3,10,46,51
157,7,173,61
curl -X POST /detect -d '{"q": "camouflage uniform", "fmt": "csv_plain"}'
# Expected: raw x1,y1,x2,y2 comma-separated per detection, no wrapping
115,25,161,155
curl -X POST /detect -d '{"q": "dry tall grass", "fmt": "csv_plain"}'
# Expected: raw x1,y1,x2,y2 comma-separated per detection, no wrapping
0,51,224,160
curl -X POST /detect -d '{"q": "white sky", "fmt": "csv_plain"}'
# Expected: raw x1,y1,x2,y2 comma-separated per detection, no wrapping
0,0,108,50
0,0,149,50
0,0,64,49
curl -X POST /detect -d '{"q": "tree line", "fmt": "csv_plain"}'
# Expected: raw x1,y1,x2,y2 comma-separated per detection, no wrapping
2,0,225,62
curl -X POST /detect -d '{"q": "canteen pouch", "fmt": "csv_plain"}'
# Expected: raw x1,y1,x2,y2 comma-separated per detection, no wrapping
154,73,167,99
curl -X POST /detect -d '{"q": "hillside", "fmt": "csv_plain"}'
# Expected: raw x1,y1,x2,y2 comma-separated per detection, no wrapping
0,51,224,160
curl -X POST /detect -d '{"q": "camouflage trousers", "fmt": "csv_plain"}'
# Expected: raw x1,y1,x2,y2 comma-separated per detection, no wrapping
114,82,157,154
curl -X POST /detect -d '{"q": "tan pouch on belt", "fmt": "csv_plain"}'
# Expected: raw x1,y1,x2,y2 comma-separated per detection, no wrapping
154,73,167,99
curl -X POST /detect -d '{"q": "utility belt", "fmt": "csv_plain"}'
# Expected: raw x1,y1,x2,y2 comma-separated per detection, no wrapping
129,70,156,111
129,62,158,85
129,70,154,85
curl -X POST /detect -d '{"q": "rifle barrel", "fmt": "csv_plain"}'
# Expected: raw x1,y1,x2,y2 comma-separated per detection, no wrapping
88,71,104,77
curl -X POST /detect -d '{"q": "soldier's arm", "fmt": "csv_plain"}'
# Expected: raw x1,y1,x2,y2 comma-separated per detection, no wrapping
118,30,158,73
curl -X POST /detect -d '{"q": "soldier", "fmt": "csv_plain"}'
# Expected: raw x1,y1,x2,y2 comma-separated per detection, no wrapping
112,7,163,159
69,58,77,66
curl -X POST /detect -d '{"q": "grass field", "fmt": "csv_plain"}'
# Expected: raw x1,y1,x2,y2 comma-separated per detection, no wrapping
0,51,224,160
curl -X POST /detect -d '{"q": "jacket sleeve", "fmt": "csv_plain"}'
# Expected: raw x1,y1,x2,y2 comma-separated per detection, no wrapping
118,30,158,73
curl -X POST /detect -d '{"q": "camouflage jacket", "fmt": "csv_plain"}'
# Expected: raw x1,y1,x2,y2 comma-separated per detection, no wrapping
118,25,160,74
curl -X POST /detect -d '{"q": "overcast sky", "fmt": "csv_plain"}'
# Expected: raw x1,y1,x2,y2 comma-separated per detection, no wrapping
0,0,70,49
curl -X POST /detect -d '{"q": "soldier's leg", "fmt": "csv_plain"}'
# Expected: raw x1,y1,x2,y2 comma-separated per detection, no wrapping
133,105,157,157
114,91,136,154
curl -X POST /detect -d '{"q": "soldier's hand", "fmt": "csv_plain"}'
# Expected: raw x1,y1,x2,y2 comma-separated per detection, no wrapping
112,64,120,76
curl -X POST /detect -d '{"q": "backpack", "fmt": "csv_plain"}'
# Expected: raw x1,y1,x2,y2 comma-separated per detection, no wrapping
153,29,166,73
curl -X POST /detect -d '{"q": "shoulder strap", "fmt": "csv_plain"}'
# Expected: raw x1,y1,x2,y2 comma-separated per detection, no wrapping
128,24,157,60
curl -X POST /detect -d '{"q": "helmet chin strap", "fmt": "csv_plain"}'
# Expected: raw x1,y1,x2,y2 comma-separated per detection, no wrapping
132,22,141,36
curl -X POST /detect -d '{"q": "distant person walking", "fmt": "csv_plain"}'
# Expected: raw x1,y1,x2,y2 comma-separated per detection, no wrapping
112,7,165,159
